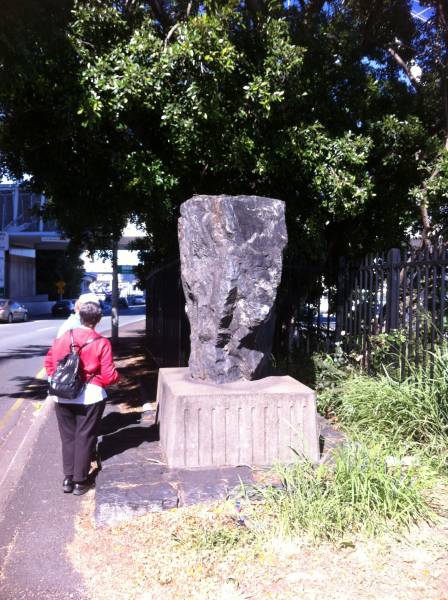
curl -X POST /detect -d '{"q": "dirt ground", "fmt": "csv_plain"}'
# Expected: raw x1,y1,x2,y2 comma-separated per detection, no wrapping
67,492,448,600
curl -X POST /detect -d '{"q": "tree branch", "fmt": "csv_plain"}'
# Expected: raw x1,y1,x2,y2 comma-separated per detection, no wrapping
438,1,448,30
387,47,420,90
78,39,96,51
420,202,432,247
437,2,448,148
164,1,193,47
164,22,180,47
442,69,448,149
419,165,441,246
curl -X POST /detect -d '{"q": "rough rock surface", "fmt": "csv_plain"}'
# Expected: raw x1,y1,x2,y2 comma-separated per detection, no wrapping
178,195,287,383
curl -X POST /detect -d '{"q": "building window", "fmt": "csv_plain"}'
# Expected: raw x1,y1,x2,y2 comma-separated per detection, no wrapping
16,192,41,231
0,191,13,230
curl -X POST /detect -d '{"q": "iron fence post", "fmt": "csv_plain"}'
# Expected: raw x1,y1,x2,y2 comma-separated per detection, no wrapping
386,248,401,331
335,256,346,342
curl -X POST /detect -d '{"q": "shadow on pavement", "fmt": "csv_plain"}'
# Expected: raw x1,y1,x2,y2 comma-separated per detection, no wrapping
108,331,158,408
0,376,48,400
98,424,159,461
99,411,142,436
97,324,160,462
0,344,49,364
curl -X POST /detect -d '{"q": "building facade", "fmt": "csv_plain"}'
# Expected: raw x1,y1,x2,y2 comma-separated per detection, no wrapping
0,183,67,300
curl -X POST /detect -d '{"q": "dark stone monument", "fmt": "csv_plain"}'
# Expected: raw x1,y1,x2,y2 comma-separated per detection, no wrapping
157,194,320,468
178,195,287,383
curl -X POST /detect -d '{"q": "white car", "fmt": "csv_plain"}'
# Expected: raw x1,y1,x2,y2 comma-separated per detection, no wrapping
0,299,29,323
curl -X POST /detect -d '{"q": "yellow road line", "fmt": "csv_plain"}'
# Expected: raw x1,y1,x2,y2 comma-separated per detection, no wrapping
0,398,24,430
0,367,47,430
35,367,46,380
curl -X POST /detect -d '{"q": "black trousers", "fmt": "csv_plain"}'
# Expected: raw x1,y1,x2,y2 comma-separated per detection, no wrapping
54,400,106,482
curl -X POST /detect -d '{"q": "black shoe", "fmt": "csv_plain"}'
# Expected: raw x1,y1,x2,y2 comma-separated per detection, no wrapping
63,477,74,493
73,480,94,496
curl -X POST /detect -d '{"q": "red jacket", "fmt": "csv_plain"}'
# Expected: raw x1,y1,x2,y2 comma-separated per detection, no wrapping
45,328,120,388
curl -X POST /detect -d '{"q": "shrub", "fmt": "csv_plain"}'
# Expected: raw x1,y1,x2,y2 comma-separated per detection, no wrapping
368,329,408,375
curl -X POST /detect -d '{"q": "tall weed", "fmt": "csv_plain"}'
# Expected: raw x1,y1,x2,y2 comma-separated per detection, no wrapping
313,344,357,416
251,437,437,541
337,347,448,454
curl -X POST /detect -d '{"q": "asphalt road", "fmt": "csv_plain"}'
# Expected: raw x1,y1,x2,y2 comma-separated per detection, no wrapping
0,307,146,506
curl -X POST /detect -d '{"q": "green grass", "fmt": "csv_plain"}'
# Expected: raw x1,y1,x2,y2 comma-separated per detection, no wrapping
244,346,448,542
249,438,438,542
186,523,256,552
338,375,447,445
336,348,448,458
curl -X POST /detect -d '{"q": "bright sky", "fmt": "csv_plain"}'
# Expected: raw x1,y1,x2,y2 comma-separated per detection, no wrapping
411,1,433,22
82,249,141,273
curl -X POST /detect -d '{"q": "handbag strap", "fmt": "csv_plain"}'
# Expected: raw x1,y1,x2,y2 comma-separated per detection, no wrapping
69,329,102,384
69,329,102,354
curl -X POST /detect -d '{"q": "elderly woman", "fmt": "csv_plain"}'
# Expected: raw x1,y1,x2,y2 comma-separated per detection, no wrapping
45,301,120,495
56,292,100,338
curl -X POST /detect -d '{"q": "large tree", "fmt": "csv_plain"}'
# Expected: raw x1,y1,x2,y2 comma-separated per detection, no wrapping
1,0,448,270
0,0,131,249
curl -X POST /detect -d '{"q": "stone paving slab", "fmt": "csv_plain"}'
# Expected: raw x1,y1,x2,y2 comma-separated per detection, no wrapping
95,481,179,527
99,427,163,464
317,415,346,457
99,463,168,486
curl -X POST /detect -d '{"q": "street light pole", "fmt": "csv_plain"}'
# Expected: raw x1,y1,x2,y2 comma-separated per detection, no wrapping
111,239,119,344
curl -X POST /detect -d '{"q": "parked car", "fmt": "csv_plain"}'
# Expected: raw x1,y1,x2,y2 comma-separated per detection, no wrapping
100,296,128,310
99,300,112,315
51,299,76,317
132,295,146,306
0,299,29,323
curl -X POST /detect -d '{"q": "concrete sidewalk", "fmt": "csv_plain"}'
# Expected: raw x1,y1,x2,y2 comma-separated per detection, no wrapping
0,320,257,598
0,405,87,600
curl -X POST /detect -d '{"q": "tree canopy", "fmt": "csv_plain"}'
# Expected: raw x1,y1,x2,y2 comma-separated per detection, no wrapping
1,1,448,273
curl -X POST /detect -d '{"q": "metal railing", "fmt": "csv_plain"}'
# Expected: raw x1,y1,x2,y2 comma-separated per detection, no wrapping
338,246,448,373
145,260,190,367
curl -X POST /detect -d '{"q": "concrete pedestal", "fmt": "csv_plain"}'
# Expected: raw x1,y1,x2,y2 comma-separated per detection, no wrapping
157,368,320,468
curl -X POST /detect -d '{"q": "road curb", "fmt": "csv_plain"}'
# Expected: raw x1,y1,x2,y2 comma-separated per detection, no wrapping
0,396,54,520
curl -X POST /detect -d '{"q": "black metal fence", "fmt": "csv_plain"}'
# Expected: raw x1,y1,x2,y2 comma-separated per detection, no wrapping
337,246,448,373
145,260,190,367
269,262,337,374
145,246,448,375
